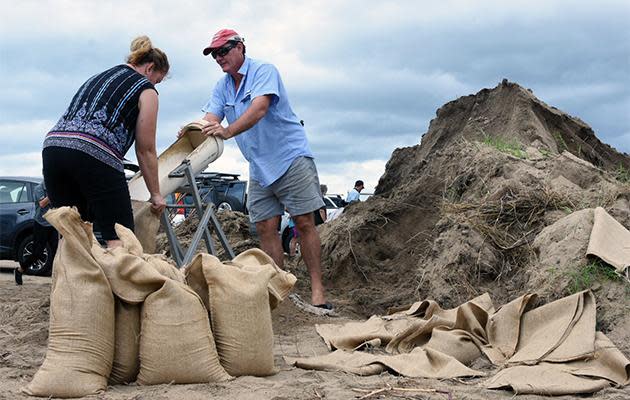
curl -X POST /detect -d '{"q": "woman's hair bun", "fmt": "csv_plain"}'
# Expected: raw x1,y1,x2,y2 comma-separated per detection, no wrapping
130,35,152,52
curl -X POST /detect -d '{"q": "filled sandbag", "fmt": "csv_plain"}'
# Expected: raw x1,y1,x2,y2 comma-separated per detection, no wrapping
232,248,297,309
143,253,185,283
93,223,230,384
188,253,277,376
24,207,115,397
109,298,141,385
137,279,231,384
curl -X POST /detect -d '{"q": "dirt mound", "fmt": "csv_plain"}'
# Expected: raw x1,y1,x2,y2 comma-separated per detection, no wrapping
155,210,258,260
319,81,630,353
378,80,629,195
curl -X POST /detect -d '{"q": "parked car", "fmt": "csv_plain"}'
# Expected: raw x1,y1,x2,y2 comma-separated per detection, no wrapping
174,172,248,214
323,195,345,221
0,177,58,276
197,172,248,213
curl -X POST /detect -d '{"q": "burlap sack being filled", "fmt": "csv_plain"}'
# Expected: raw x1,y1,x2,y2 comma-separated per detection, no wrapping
93,224,230,385
186,253,277,376
24,207,115,398
131,200,160,254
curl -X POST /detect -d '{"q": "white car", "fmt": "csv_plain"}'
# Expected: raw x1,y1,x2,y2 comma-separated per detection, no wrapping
322,195,344,221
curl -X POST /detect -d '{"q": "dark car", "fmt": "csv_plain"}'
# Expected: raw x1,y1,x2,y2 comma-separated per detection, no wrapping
197,172,248,213
0,177,58,276
174,172,248,215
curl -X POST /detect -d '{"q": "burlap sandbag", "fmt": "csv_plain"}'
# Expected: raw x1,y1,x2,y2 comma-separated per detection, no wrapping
189,253,277,376
587,206,630,273
24,207,114,397
137,279,231,384
131,200,161,254
232,248,297,309
109,298,141,385
286,347,483,379
93,224,230,384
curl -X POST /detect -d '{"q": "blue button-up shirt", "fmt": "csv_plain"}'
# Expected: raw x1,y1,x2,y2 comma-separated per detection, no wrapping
202,57,313,187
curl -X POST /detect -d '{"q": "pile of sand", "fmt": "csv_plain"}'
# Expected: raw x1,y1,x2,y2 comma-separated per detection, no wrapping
155,210,258,260
317,80,630,355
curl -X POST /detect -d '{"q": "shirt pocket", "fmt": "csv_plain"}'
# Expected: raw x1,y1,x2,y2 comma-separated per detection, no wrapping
223,103,236,123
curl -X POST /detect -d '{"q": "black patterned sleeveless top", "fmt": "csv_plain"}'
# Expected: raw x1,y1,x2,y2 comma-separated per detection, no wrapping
44,64,156,171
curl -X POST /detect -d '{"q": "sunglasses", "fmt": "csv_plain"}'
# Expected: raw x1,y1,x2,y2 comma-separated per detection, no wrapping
211,42,238,59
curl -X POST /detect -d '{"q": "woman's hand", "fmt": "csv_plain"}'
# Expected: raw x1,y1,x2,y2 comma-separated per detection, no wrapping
149,194,167,215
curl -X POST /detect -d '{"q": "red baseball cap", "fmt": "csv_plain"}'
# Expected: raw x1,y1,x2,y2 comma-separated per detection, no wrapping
202,29,244,56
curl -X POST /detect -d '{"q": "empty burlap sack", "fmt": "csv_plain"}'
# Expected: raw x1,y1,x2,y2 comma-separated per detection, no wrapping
232,248,297,309
587,206,630,273
109,298,141,385
286,347,483,379
24,207,114,397
188,253,277,376
93,224,230,384
486,332,630,394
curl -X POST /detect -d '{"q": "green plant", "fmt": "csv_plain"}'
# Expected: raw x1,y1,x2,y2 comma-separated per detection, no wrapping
614,163,630,184
566,260,621,295
539,148,552,158
554,132,568,153
481,136,526,159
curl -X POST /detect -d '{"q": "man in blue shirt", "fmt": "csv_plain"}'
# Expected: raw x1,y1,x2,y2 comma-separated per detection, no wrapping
346,180,364,203
199,29,330,310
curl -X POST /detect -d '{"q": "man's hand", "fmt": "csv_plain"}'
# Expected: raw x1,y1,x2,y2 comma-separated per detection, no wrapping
202,121,233,139
149,194,167,215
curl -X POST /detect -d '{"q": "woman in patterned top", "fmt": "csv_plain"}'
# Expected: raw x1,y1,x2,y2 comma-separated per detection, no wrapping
42,35,169,248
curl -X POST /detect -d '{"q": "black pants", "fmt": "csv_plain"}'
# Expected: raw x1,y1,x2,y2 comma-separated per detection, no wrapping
42,146,134,240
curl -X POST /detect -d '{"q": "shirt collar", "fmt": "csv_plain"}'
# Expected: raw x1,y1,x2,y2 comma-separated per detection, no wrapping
237,56,251,76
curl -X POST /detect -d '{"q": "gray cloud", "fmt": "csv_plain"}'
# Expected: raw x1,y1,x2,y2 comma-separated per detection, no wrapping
1,0,628,188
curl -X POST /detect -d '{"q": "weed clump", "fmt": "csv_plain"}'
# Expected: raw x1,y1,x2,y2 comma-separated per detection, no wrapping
481,136,526,159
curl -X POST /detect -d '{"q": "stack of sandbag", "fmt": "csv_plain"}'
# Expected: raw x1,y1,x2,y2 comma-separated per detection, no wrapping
25,207,297,397
23,208,115,397
186,248,296,376
24,207,231,398
91,222,231,385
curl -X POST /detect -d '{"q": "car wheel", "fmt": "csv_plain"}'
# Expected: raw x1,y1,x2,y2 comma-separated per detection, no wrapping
217,201,233,212
18,234,53,276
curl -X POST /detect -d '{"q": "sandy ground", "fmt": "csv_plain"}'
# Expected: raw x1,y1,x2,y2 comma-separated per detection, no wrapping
0,268,628,400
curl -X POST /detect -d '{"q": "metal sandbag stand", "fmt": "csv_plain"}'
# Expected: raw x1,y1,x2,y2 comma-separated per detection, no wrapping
160,160,235,267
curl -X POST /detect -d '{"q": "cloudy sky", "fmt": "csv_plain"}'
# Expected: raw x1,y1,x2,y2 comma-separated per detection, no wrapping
1,0,628,196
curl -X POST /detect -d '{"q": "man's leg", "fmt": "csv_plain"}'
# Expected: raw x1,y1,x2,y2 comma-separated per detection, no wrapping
293,212,326,305
255,215,284,268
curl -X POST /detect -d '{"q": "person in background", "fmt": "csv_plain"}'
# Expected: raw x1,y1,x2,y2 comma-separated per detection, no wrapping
346,180,364,203
15,181,56,285
196,28,330,309
42,36,169,248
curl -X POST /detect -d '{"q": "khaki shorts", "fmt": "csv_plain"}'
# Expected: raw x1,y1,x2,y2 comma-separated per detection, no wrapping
248,157,325,223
